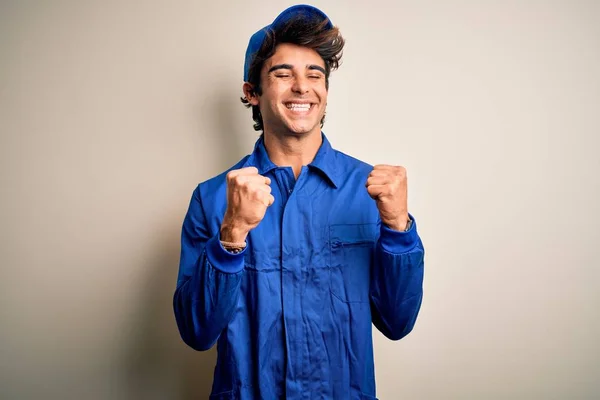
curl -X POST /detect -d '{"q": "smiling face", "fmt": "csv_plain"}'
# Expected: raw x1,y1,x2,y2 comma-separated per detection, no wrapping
245,43,328,138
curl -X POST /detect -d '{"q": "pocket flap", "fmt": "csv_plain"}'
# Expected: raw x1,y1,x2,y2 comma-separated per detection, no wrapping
330,223,377,244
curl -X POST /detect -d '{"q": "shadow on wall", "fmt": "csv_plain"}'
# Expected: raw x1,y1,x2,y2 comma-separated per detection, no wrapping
210,81,256,172
124,83,252,399
123,233,217,399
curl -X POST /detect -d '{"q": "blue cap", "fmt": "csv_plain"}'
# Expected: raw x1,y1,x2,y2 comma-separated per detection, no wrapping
243,4,333,82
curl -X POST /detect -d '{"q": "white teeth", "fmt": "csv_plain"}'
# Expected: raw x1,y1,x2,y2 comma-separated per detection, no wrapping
286,103,311,111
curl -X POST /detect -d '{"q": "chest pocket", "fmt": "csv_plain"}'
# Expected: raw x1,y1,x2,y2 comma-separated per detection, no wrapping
329,223,377,303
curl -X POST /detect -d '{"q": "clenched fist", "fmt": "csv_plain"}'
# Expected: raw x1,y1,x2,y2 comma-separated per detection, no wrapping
220,167,274,243
366,165,410,231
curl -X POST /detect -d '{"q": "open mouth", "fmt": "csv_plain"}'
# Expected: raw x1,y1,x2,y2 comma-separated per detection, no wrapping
284,102,314,113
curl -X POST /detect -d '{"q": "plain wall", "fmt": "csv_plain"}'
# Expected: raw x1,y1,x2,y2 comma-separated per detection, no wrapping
1,1,599,399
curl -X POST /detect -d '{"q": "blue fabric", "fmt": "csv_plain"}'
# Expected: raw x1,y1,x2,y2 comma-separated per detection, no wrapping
243,5,333,81
174,134,425,400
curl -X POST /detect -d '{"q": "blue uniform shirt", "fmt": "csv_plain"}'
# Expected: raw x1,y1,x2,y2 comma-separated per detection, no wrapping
174,133,425,399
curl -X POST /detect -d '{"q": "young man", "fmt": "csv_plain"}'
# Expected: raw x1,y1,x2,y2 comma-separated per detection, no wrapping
174,5,425,399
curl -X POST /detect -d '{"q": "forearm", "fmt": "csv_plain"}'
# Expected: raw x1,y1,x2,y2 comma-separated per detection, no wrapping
173,234,245,351
370,217,425,340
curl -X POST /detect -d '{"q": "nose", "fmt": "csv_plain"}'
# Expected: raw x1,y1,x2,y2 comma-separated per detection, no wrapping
291,75,309,94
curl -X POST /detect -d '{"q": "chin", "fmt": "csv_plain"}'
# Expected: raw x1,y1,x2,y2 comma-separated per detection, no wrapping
285,118,322,135
286,125,318,136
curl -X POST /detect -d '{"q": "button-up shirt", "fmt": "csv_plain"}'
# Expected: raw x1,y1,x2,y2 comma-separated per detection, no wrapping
174,133,425,400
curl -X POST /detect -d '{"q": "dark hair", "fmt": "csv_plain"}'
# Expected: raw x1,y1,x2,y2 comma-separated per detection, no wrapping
240,16,345,131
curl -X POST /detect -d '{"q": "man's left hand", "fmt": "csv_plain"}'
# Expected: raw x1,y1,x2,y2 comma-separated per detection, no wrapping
366,165,410,231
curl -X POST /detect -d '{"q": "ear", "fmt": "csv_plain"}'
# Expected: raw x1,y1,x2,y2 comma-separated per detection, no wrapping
242,82,260,106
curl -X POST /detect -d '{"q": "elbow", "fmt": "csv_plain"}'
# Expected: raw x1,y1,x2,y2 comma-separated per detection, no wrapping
378,292,423,341
180,330,216,352
175,313,217,352
173,292,217,352
385,319,417,341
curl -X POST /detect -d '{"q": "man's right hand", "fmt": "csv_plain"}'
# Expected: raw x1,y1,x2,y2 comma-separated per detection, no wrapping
220,167,274,243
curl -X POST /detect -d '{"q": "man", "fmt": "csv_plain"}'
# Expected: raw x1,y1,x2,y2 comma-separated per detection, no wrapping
174,5,425,399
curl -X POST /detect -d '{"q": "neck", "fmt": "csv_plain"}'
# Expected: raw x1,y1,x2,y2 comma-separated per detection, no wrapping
262,129,322,179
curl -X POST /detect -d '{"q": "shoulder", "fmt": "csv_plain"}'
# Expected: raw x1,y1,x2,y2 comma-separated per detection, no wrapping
190,155,250,214
199,156,249,195
334,149,372,169
331,147,374,181
325,145,380,223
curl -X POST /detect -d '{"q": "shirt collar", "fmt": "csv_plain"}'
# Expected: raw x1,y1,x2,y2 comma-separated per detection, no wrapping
244,132,339,188
308,132,338,188
244,134,278,176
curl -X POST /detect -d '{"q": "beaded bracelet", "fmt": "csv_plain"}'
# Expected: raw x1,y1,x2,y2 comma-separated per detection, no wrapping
220,240,247,254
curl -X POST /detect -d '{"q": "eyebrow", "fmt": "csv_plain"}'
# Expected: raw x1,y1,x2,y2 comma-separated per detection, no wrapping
268,64,293,73
268,64,326,75
308,65,326,74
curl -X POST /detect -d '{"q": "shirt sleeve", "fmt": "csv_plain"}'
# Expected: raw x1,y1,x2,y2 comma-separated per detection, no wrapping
370,213,425,340
173,185,245,351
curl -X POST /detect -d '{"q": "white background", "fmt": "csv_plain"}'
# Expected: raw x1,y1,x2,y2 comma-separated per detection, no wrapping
1,0,599,398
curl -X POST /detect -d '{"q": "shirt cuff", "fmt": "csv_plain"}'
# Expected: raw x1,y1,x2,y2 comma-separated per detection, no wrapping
205,234,246,274
379,214,419,254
